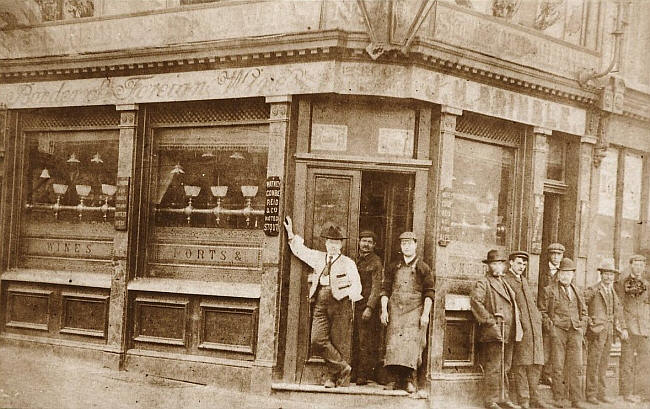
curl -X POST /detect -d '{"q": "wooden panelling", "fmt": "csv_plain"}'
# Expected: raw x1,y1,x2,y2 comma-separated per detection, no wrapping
199,302,257,355
133,297,188,346
5,287,51,331
60,293,108,338
128,291,259,361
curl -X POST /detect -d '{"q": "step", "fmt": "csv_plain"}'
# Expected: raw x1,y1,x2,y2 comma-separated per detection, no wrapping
271,382,429,409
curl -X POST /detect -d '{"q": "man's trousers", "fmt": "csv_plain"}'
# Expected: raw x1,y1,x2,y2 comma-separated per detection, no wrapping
512,364,542,405
619,333,650,399
480,341,514,405
311,286,352,379
550,326,583,402
586,328,612,400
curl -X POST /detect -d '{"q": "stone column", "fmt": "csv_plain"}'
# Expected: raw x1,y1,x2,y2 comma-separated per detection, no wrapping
427,105,461,377
103,104,138,370
578,133,598,285
250,95,292,393
526,127,550,290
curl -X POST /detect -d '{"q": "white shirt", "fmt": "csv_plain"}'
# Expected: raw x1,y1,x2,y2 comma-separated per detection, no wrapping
549,262,559,277
288,235,363,302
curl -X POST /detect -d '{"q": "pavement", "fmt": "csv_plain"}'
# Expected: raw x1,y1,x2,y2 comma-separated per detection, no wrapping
0,344,648,409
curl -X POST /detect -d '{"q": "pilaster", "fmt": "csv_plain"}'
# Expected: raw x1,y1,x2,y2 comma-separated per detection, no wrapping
526,127,550,289
103,103,138,370
427,105,461,377
251,95,292,394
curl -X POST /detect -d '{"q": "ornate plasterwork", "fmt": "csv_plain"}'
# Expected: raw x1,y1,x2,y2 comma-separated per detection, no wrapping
491,0,520,19
534,0,564,31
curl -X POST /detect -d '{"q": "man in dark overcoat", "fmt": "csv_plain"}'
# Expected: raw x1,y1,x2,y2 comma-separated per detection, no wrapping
538,242,565,386
584,258,628,405
539,258,588,409
471,249,523,409
503,251,547,409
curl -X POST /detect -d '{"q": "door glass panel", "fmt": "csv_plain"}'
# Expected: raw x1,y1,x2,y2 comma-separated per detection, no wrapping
621,152,643,264
360,172,414,266
594,148,618,262
311,175,352,254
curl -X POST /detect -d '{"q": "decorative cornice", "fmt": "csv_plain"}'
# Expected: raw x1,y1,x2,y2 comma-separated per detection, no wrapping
0,30,600,109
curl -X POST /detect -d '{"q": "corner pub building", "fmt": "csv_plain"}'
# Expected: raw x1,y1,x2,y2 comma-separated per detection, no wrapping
0,0,649,406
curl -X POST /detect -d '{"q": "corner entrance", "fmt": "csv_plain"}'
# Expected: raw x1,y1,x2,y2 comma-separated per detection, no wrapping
295,167,415,386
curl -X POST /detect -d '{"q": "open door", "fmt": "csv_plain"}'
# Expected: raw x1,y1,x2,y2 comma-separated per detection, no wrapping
296,167,361,383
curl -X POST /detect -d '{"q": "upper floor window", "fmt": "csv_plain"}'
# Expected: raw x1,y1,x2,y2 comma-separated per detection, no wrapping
36,0,95,21
449,0,593,46
180,0,221,4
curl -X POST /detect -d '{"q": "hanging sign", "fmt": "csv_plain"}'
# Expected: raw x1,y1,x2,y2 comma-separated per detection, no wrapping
264,176,281,237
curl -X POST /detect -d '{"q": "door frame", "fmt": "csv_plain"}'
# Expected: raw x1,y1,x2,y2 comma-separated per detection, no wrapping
282,159,429,382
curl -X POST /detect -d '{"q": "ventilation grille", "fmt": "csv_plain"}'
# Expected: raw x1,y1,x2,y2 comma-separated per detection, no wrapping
456,112,523,146
150,99,269,125
22,106,120,130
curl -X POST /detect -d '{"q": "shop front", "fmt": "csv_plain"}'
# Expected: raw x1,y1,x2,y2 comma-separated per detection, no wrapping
0,58,592,404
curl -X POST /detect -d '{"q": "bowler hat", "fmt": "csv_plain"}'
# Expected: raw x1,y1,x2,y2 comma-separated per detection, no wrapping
483,249,508,264
359,230,377,241
558,258,576,271
547,243,565,254
509,251,529,261
321,225,346,240
597,258,618,273
629,254,647,264
398,231,417,241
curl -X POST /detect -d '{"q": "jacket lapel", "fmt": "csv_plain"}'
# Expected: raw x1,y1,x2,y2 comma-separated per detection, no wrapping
598,285,610,312
489,276,512,304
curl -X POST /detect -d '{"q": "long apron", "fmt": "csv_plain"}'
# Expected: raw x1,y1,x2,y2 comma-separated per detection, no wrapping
384,262,427,370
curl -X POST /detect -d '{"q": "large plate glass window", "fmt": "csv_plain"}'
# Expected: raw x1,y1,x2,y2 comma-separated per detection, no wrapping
594,148,618,263
146,100,269,280
22,129,119,272
449,137,516,273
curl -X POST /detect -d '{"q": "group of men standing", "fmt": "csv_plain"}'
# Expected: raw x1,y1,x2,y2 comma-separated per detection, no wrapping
471,244,650,409
283,216,433,392
281,215,649,408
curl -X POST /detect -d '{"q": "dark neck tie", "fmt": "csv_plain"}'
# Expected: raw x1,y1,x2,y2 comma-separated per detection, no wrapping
324,256,333,276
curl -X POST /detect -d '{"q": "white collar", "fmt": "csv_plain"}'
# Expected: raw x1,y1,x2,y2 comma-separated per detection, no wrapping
403,254,417,265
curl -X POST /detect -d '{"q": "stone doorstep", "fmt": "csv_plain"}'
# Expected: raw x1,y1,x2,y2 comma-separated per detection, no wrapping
271,383,429,409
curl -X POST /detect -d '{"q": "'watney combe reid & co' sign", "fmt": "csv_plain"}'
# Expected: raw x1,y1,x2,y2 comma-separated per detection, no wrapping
0,61,587,136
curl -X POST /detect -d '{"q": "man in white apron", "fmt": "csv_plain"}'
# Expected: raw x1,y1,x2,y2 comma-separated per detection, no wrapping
379,231,434,393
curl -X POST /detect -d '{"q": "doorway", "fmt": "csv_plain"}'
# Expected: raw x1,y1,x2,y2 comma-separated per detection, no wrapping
295,167,415,385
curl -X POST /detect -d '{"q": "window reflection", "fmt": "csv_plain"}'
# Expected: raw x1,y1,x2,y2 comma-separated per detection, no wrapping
546,137,565,181
451,138,514,250
153,146,267,229
26,131,119,223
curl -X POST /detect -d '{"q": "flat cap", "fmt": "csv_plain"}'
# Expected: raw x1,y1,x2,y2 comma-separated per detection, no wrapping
398,231,417,241
359,230,377,241
547,243,565,253
509,251,529,261
629,254,647,263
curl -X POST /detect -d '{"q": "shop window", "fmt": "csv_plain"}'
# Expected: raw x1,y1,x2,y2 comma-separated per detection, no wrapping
22,130,119,270
594,148,618,262
448,138,515,271
546,136,566,181
310,97,417,159
620,152,643,264
152,126,268,230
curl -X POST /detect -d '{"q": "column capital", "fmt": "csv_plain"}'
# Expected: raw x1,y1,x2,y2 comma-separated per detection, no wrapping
533,126,552,136
115,104,139,111
265,95,292,104
440,105,463,116
580,134,598,145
